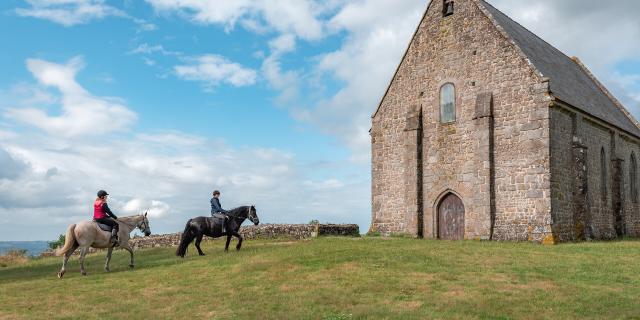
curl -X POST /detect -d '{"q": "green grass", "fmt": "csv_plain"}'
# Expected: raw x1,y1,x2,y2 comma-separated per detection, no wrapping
1,237,639,319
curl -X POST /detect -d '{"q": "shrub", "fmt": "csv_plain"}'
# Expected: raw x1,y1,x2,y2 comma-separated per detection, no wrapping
309,219,320,225
0,249,29,267
366,230,382,237
48,234,66,249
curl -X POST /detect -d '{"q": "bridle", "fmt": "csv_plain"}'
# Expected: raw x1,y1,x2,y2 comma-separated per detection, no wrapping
137,216,149,233
246,206,258,224
228,206,256,223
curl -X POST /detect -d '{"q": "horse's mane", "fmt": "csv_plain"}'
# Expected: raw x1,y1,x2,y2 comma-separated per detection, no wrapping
227,206,251,217
116,215,144,225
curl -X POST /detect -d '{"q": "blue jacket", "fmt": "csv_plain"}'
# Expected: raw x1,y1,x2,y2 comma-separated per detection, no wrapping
210,197,227,216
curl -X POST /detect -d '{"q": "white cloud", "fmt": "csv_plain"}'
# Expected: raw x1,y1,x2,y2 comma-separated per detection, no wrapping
122,198,170,218
129,43,181,56
293,0,426,163
174,54,258,88
15,0,158,32
0,127,369,239
0,52,367,238
145,0,327,41
5,56,137,138
269,34,297,54
15,0,127,26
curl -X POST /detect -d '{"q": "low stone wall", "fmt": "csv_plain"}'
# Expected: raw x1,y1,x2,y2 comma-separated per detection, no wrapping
41,224,359,256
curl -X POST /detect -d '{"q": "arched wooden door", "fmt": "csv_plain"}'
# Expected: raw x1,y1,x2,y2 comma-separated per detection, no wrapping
437,193,465,240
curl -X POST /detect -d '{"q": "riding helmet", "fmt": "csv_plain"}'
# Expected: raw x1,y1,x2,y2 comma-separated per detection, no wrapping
97,190,109,198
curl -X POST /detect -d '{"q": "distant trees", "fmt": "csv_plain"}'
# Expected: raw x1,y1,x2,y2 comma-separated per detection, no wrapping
48,234,66,250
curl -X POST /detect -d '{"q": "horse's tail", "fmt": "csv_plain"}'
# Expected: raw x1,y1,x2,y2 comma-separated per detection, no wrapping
176,220,195,258
55,224,77,256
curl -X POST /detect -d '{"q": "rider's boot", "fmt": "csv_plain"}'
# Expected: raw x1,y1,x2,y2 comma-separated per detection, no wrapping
110,229,119,245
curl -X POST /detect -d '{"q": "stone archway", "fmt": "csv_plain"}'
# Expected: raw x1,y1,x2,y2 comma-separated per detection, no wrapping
437,193,465,240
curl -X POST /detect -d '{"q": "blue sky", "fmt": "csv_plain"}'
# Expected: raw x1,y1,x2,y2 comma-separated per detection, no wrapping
0,0,639,240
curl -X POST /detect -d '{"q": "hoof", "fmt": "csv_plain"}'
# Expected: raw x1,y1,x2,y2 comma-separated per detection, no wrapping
58,271,65,279
198,253,205,256
129,264,135,269
81,271,87,276
104,268,110,272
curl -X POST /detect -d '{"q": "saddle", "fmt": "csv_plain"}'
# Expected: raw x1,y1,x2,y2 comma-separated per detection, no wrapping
211,214,228,233
94,221,113,232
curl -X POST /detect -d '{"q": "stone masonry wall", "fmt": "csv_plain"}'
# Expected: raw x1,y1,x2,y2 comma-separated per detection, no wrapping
550,103,640,241
371,0,552,241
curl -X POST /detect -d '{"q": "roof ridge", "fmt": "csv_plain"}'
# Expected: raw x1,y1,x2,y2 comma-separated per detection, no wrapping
571,56,640,131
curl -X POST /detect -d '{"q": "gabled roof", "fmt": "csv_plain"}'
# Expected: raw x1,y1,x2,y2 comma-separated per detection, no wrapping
479,0,640,137
372,0,640,137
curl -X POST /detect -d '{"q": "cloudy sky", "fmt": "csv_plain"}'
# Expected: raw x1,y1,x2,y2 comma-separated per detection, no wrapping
0,0,639,240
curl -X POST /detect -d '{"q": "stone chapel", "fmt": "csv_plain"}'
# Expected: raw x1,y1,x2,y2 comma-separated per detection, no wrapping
370,0,640,243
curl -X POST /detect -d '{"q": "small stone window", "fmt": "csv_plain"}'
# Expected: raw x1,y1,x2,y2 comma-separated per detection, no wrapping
601,148,607,201
443,0,454,17
440,83,456,123
631,153,638,203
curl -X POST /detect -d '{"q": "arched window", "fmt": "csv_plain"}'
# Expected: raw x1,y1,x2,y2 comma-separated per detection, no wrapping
631,153,638,203
601,148,607,201
440,83,456,123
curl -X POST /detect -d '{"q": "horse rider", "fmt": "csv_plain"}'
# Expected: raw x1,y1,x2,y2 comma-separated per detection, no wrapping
210,190,229,232
94,190,119,244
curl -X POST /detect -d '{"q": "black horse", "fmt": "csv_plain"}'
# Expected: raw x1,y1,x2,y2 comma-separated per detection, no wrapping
176,205,259,257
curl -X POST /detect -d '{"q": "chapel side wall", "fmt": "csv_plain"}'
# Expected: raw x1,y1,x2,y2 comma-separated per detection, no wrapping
579,118,617,239
615,134,640,237
550,104,640,241
549,107,577,241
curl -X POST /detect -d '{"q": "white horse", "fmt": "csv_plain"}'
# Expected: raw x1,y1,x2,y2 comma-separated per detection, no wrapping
56,213,151,278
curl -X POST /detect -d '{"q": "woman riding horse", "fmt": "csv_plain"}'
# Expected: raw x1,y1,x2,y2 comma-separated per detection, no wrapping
94,190,119,243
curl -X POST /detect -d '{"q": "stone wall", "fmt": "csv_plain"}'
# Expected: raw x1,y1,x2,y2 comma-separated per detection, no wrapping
371,0,552,241
550,103,640,241
41,224,359,256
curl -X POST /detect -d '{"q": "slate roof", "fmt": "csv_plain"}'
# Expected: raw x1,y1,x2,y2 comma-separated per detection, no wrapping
480,0,640,137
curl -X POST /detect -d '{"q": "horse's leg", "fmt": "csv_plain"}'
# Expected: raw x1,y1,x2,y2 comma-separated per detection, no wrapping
224,234,232,252
234,232,243,251
79,247,88,276
122,244,134,268
58,243,78,279
195,234,205,256
104,245,114,272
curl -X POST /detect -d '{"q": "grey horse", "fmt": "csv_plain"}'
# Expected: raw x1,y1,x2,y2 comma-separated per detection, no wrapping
56,213,151,278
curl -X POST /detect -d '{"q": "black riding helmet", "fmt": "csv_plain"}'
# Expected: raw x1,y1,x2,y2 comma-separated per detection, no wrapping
97,190,109,198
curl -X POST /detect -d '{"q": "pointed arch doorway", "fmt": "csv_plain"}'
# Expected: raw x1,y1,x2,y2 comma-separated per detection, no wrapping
437,193,465,240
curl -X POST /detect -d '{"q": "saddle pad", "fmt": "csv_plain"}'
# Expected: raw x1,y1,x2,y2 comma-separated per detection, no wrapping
96,222,112,232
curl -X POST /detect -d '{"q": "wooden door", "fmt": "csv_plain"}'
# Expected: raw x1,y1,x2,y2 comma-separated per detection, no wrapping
438,193,465,240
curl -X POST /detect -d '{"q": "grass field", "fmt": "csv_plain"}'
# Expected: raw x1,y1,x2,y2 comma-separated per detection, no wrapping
1,237,639,319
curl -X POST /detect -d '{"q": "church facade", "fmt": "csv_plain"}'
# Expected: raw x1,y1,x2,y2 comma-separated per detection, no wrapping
370,0,640,243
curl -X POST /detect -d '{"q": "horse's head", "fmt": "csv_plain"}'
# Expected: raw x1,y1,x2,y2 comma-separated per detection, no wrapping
138,212,152,236
248,205,259,225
